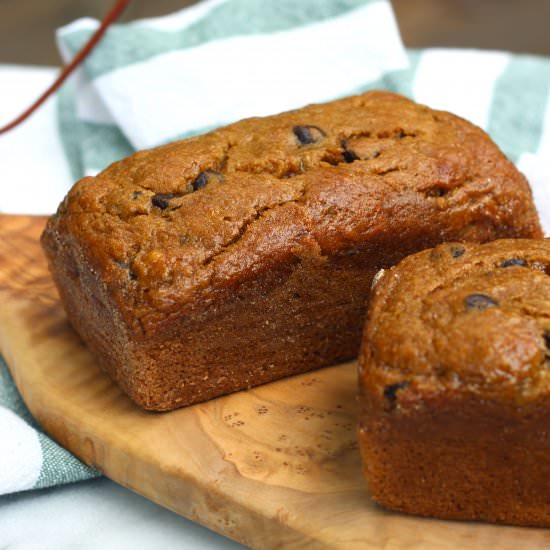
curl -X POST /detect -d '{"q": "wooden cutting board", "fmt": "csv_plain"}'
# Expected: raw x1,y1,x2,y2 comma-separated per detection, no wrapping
1,214,549,549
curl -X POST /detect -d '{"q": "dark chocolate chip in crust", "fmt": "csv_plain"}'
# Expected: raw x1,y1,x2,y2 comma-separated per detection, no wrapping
192,172,209,191
152,192,184,210
341,140,359,163
342,149,358,163
544,330,550,350
293,125,326,145
384,381,409,405
500,258,528,268
464,293,499,311
191,170,224,191
425,186,449,198
450,245,465,258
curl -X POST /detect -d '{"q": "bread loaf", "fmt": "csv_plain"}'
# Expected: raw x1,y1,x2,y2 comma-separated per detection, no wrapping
359,238,550,527
42,91,542,410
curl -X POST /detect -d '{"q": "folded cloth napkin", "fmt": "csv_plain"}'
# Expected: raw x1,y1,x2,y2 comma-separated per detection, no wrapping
1,0,550,495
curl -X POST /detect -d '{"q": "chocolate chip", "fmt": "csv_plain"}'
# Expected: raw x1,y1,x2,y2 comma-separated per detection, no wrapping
341,140,359,163
384,381,409,406
191,170,224,191
152,192,184,210
464,293,499,311
500,258,528,268
544,330,550,350
425,186,448,197
192,172,209,191
377,129,415,139
293,125,326,145
342,149,358,163
450,245,465,258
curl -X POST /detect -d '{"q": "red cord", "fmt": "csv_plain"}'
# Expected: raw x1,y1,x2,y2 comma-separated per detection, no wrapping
0,0,131,136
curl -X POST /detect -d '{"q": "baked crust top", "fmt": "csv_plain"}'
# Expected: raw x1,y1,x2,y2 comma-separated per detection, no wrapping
43,91,541,331
362,238,550,406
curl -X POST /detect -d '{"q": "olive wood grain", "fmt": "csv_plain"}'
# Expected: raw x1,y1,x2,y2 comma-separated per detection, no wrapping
0,214,549,549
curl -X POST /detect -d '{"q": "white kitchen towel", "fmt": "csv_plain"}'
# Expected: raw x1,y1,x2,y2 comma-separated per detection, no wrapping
0,0,549,496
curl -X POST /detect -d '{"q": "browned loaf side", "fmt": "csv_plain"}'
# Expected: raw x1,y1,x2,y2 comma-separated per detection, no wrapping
42,91,542,411
359,238,550,527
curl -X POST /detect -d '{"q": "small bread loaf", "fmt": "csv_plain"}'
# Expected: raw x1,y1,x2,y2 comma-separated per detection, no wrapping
359,238,550,527
42,91,542,410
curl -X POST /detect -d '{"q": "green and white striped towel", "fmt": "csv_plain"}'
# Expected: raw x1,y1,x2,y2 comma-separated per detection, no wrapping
1,0,549,495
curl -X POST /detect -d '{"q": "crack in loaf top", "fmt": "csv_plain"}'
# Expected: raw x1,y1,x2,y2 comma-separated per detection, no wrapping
363,239,550,405
44,91,539,331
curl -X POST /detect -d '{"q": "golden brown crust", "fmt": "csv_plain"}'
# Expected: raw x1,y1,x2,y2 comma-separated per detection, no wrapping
359,238,550,527
42,91,542,410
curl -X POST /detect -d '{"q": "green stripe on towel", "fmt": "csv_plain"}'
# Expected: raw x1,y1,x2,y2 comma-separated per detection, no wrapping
487,54,550,162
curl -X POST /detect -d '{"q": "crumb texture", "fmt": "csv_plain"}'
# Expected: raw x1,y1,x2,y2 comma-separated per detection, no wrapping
45,91,541,330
